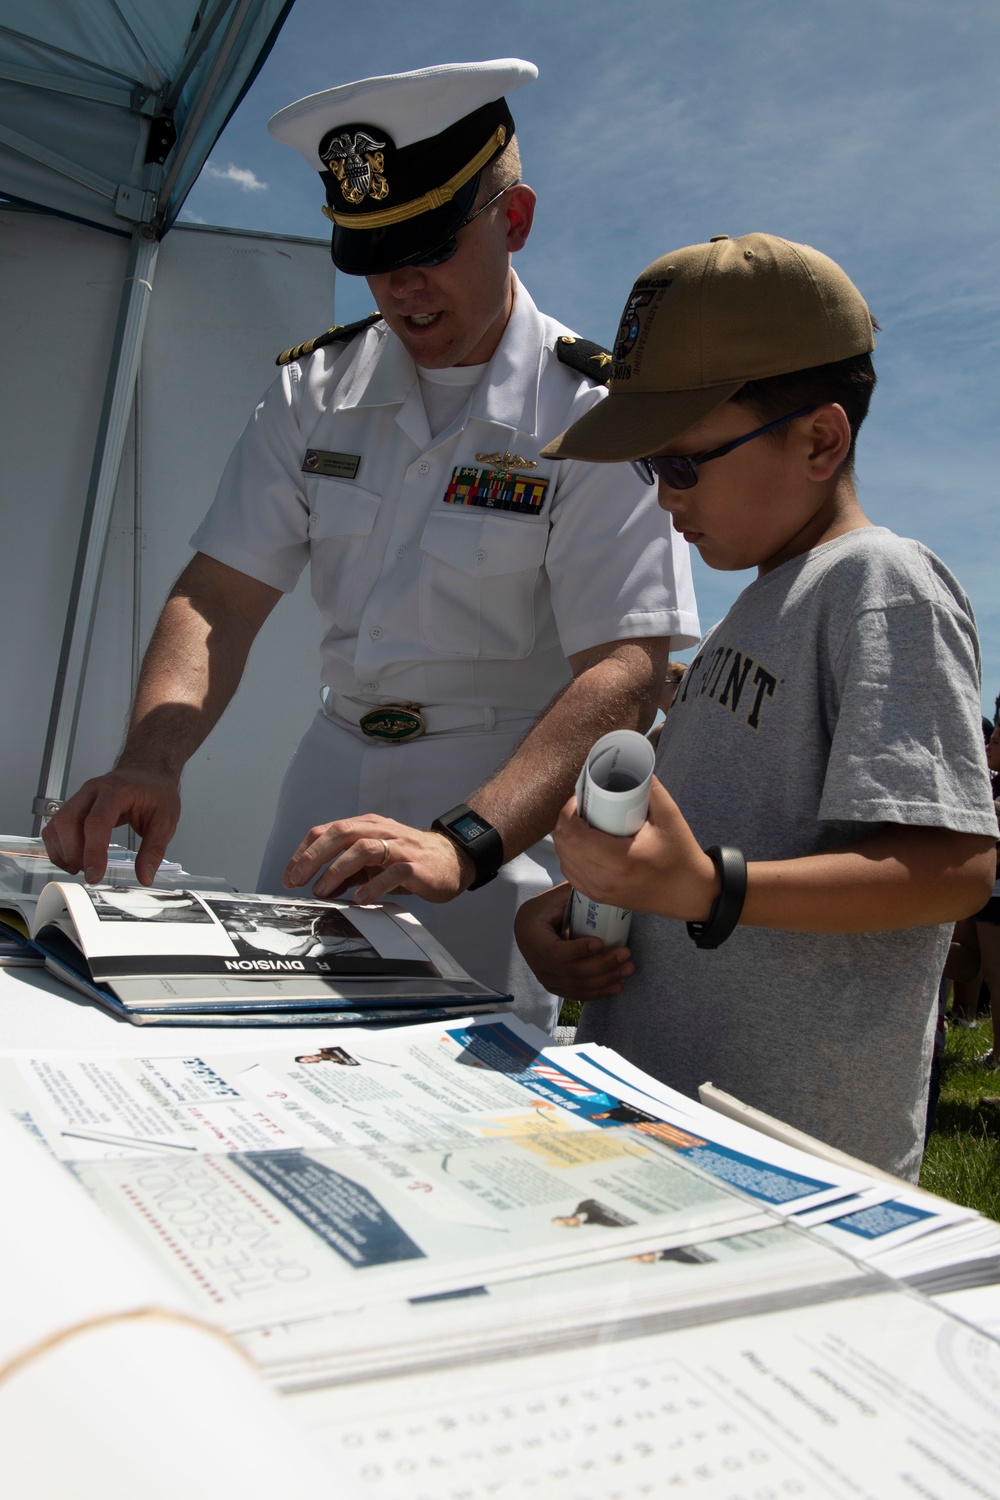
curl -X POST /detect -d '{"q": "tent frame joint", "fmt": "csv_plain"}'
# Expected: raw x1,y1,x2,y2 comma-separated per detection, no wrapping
114,183,158,226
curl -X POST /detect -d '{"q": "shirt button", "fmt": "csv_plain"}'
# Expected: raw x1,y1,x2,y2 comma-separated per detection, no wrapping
475,549,487,563
309,512,319,523
396,545,406,558
418,460,430,475
369,625,383,639
366,680,379,690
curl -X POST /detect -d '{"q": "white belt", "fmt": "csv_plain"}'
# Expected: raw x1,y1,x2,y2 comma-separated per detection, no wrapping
324,691,534,737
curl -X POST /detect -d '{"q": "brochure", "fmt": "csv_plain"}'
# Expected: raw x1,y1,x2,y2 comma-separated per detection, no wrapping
0,880,510,1024
0,1019,765,1327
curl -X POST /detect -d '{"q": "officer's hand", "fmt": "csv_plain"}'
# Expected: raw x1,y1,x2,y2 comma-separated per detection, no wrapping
554,777,719,922
42,768,182,887
283,815,475,904
514,883,634,1002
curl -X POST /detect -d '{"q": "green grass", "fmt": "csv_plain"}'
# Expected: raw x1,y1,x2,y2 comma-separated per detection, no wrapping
558,998,583,1029
921,1017,1000,1222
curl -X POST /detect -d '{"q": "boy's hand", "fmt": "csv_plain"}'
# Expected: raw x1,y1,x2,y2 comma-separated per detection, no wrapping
554,777,720,922
514,883,634,1002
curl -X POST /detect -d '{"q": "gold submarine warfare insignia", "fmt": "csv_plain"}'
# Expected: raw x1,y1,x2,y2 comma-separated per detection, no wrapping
322,130,390,205
474,450,538,471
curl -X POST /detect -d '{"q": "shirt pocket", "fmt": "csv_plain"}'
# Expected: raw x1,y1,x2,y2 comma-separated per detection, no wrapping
306,481,381,630
419,510,550,659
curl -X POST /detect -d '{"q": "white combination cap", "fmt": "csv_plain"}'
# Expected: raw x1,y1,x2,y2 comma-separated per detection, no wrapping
267,59,538,276
269,58,538,170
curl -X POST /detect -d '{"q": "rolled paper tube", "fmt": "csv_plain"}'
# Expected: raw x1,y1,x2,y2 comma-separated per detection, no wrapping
568,730,654,949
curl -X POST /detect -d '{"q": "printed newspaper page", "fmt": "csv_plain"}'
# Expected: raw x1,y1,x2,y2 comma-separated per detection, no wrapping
0,1018,777,1326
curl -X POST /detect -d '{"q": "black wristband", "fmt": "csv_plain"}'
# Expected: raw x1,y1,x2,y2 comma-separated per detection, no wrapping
686,845,747,949
431,804,505,891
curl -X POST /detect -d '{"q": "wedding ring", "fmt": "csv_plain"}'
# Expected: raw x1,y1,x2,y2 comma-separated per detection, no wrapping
378,838,391,867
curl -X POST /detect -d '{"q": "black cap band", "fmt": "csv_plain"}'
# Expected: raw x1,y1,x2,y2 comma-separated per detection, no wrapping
319,97,515,276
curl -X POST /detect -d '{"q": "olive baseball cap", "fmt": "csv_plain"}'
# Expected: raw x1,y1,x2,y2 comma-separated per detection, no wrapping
541,232,875,462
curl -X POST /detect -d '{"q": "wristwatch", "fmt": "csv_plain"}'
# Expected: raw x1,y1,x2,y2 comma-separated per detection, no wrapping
431,804,504,891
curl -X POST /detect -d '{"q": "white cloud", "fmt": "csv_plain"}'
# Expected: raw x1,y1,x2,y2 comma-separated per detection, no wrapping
179,207,206,223
203,162,268,191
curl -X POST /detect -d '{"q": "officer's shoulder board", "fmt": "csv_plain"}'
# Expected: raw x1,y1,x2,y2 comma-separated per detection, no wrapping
276,311,384,367
555,334,613,386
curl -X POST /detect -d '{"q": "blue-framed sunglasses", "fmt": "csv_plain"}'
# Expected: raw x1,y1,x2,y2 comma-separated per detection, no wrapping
398,183,519,270
631,405,817,489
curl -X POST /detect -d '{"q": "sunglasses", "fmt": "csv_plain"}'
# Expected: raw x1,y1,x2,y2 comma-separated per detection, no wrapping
396,183,519,270
631,406,817,489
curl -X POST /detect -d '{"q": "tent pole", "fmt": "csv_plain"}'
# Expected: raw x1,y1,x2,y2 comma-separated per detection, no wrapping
31,226,159,832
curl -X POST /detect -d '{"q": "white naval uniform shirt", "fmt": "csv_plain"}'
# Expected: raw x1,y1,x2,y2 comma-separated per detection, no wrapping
191,277,700,1029
193,276,699,710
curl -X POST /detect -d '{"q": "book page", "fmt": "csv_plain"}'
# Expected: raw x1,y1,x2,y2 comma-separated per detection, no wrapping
33,884,437,976
288,1288,1000,1500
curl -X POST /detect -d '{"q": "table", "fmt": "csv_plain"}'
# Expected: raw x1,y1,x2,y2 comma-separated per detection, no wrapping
0,960,385,1053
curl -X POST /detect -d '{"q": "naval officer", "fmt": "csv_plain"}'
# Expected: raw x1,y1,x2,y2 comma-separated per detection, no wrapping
43,59,699,1030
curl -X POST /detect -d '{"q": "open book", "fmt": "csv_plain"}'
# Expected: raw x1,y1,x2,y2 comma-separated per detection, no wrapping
0,881,509,1025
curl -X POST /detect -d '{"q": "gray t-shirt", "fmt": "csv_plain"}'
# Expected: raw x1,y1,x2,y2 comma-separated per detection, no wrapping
577,527,996,1181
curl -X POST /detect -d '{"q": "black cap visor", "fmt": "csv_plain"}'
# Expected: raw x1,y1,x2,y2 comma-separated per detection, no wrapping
331,175,480,276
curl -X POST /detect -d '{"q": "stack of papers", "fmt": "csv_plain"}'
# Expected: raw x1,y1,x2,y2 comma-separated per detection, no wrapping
4,1014,1000,1499
558,1037,1000,1294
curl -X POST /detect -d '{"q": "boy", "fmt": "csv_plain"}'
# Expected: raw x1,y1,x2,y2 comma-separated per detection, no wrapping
515,233,996,1180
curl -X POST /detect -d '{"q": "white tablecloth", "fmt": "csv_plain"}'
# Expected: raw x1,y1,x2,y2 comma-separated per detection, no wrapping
0,960,396,1053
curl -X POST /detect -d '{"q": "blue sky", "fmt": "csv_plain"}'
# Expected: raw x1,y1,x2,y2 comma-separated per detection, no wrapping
181,0,1000,717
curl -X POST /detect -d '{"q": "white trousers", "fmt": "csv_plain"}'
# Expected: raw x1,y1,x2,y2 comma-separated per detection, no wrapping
256,708,563,1032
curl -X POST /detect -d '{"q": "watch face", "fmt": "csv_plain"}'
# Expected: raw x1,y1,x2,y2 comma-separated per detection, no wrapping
452,813,487,842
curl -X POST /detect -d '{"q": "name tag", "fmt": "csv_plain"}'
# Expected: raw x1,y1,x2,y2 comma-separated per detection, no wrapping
444,465,549,515
302,449,362,480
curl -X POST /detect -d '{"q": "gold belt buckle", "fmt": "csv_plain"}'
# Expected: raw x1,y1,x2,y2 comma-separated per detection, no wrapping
358,704,426,742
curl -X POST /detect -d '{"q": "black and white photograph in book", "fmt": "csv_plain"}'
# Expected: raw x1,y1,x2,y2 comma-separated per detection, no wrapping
204,898,380,962
85,888,214,924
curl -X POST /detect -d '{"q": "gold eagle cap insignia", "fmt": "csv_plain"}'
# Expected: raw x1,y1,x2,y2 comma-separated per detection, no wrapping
321,130,389,205
475,450,538,470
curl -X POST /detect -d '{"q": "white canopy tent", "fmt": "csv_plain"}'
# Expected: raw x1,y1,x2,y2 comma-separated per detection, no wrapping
0,2,338,887
0,0,296,234
0,1,303,837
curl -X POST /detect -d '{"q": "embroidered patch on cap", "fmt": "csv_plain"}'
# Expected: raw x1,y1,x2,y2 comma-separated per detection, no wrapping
444,466,549,514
